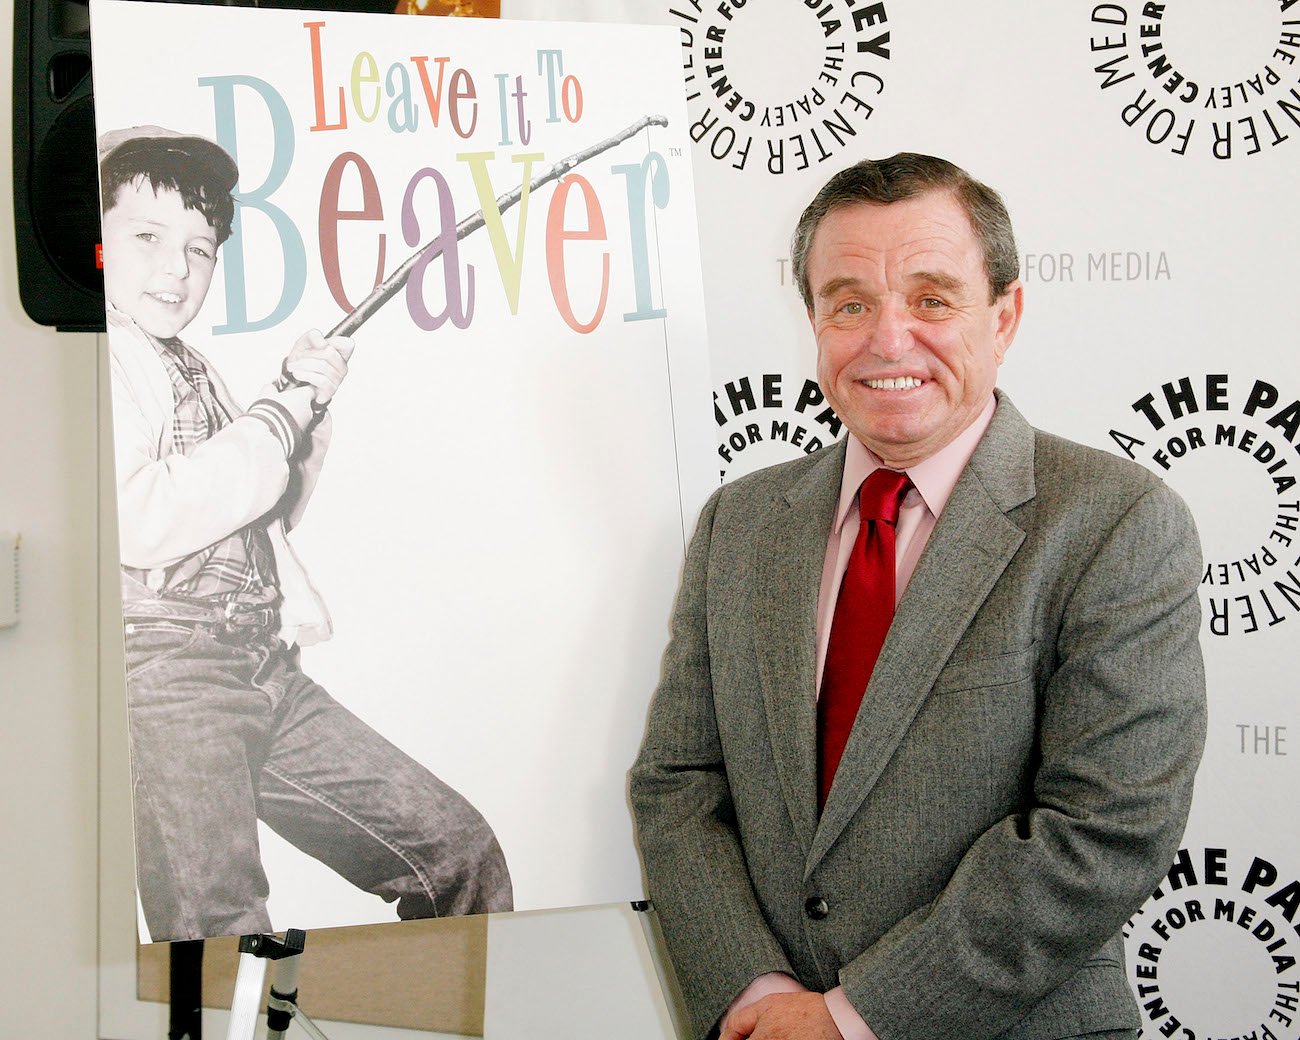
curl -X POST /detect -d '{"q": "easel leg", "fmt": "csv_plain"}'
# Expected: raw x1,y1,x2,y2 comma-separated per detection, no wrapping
224,931,318,1040
225,947,269,1040
169,939,204,1040
265,952,302,1040
265,951,331,1040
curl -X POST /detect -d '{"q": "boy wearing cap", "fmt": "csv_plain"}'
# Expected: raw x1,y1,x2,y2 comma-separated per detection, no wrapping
100,126,512,942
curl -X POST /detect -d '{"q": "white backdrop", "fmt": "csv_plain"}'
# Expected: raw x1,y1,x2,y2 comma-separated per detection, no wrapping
503,2,1300,1036
88,0,1300,1030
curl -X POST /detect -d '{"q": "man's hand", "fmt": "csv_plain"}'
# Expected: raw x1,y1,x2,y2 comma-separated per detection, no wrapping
719,992,844,1040
282,329,355,408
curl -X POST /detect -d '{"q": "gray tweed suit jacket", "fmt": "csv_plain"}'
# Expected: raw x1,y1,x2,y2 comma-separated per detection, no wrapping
630,392,1206,1040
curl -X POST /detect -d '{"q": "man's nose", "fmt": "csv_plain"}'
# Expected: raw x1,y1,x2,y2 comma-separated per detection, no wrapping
868,298,912,359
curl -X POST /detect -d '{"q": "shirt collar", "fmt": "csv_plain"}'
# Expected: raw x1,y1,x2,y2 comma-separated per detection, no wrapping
832,395,998,533
107,302,183,354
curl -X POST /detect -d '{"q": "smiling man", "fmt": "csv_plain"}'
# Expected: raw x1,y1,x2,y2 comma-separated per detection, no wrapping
630,155,1207,1040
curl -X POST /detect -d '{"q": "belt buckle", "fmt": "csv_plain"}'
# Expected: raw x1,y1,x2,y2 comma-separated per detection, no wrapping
219,602,277,643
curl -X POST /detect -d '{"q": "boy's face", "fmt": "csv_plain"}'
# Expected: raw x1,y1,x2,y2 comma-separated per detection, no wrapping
101,178,218,339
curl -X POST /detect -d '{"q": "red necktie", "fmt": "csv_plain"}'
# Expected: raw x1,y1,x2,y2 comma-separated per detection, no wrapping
817,468,912,809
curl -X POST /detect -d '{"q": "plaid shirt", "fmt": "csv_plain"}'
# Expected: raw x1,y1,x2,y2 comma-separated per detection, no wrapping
122,336,279,604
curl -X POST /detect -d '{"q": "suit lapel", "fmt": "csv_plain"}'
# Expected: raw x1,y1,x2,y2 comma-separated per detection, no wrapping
810,394,1038,869
752,440,846,859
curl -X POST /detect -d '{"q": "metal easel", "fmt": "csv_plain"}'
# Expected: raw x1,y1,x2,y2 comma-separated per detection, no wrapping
225,930,333,1040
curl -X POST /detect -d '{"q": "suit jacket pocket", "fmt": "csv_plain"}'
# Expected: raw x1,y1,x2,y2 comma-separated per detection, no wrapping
931,642,1038,695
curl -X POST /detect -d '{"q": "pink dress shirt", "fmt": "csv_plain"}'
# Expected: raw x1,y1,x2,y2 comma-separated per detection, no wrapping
724,396,997,1040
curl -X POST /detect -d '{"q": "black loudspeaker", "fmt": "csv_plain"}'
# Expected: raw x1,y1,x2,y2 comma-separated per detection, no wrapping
13,0,104,332
11,1,401,333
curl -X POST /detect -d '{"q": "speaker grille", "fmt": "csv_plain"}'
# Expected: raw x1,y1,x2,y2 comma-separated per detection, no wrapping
48,51,90,102
31,95,103,295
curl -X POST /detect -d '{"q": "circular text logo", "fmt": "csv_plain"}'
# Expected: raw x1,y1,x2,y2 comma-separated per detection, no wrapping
1088,1,1300,160
1126,846,1300,1039
670,0,891,175
1107,372,1300,638
715,371,842,480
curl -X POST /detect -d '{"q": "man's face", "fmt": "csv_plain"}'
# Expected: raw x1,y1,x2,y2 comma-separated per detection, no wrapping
807,190,1023,469
101,178,218,339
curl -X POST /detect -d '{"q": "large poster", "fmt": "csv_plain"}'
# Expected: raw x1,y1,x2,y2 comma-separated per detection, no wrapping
90,0,714,942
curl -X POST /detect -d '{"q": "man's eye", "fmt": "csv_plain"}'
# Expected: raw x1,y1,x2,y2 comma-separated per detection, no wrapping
839,301,864,315
919,297,945,308
135,232,157,243
189,245,212,260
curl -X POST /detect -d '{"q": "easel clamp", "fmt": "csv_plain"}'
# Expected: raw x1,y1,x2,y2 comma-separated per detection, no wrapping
239,930,306,961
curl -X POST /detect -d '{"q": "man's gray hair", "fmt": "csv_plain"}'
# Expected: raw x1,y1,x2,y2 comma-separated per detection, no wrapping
790,153,1019,309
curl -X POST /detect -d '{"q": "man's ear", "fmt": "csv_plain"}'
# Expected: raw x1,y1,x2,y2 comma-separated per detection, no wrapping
993,279,1024,364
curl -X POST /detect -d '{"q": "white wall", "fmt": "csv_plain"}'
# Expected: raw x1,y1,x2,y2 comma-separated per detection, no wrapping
0,3,102,1036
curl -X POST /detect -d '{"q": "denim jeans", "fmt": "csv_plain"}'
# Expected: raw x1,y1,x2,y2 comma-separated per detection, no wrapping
124,619,512,942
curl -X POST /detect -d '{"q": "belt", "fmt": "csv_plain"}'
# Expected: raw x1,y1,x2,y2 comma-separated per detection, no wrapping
124,598,280,644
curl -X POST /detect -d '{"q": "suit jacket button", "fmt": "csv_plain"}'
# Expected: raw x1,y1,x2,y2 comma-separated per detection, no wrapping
805,896,829,920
